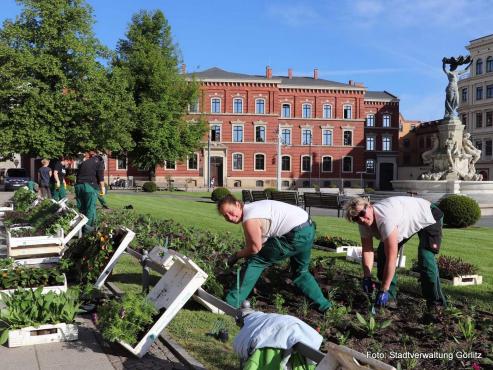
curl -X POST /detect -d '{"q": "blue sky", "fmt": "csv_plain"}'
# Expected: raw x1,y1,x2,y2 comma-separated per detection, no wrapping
2,0,492,121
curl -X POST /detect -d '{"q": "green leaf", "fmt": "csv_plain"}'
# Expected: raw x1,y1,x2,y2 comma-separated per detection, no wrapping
355,312,367,326
0,329,9,345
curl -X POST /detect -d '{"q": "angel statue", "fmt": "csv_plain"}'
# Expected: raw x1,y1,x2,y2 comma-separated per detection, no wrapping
442,55,472,119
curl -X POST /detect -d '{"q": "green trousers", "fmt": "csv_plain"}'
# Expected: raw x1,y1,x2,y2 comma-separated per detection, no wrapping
74,183,98,227
98,194,108,207
50,183,67,201
244,348,315,370
376,206,447,307
225,224,331,311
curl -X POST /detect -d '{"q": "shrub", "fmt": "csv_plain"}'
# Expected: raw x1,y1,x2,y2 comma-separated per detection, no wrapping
13,187,37,212
264,188,278,199
438,195,480,228
364,187,375,194
142,181,157,192
315,235,360,249
211,187,230,202
412,256,479,280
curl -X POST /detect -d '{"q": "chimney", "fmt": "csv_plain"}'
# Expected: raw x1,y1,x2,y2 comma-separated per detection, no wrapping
181,63,186,74
288,68,293,79
266,65,272,79
313,68,319,80
348,80,354,86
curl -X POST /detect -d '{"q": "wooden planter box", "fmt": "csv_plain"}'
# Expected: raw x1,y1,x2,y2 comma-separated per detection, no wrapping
0,204,14,216
409,271,483,286
314,244,357,253
316,342,395,370
13,256,61,266
8,323,78,348
346,247,406,268
94,228,136,289
119,250,208,358
0,273,67,297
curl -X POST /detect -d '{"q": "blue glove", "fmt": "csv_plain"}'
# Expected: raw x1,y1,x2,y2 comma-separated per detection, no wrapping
362,277,375,294
376,291,390,307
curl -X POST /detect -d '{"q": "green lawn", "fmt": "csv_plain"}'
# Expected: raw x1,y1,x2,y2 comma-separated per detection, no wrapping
106,192,493,369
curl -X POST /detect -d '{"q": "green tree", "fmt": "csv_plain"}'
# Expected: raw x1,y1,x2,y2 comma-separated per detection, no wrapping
0,0,135,158
114,10,206,178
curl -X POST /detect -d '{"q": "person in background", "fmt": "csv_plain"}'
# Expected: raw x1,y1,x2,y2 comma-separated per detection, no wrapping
50,157,67,201
217,195,332,312
75,151,105,229
95,152,110,209
37,159,52,199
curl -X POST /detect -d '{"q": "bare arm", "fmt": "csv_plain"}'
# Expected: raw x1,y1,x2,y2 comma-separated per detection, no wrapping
236,219,264,258
381,228,399,291
53,170,60,185
361,236,374,277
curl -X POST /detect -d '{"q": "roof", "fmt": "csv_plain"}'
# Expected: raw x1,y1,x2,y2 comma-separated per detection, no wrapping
364,90,399,101
186,67,363,90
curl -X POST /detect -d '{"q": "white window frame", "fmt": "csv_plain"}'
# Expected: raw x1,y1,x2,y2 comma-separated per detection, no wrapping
383,114,391,128
366,114,375,127
232,124,244,143
322,104,332,119
188,99,199,113
343,104,353,119
342,156,353,173
210,123,222,142
232,152,244,171
301,128,313,145
302,103,312,118
211,97,221,113
300,155,312,172
281,103,291,118
254,153,266,171
382,136,392,151
255,98,266,114
281,155,291,171
366,159,375,174
322,129,333,146
343,129,353,146
187,153,199,170
281,128,292,145
233,98,243,113
165,160,176,170
366,136,375,151
116,156,127,170
254,124,267,143
321,156,333,173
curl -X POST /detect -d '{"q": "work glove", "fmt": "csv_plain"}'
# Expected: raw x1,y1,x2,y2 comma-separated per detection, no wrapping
375,291,390,307
227,253,239,267
362,276,375,294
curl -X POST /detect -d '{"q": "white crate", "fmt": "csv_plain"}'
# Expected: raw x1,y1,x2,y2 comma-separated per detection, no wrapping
8,323,78,347
94,228,136,289
0,204,14,216
0,273,67,297
346,247,406,268
316,342,396,370
120,250,208,358
450,275,482,286
62,210,87,246
13,256,61,266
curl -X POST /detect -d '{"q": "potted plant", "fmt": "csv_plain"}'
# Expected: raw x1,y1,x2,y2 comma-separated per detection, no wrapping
0,288,79,347
412,256,482,286
0,265,67,296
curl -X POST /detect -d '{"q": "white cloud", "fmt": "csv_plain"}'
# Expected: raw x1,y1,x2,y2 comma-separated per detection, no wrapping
266,3,322,27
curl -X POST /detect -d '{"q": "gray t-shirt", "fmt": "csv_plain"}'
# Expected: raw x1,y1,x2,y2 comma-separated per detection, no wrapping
359,196,435,243
38,166,51,186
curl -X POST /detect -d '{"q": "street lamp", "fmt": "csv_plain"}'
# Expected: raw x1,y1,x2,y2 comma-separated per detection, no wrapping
276,125,282,191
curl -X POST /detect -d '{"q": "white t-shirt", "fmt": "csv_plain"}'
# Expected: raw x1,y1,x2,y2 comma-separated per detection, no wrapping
243,200,309,242
359,196,436,243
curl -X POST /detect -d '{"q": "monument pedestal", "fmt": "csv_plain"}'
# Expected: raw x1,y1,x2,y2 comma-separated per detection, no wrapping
391,180,493,215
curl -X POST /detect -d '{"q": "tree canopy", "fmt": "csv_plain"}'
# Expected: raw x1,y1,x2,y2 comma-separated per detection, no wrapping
113,10,206,173
0,0,135,158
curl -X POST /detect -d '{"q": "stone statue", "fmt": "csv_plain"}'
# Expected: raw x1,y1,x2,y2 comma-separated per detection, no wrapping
422,134,439,165
462,132,481,169
442,56,472,119
445,134,459,171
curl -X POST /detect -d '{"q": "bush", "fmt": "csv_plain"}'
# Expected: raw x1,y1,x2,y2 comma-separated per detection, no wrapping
438,195,480,228
142,181,157,192
364,187,375,194
13,187,37,212
264,188,278,199
211,187,230,202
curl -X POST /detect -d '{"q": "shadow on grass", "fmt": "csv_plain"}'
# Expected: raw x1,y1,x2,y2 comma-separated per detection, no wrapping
109,273,160,287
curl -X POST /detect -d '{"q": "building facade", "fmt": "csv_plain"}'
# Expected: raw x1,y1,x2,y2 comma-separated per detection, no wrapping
458,33,493,180
105,66,400,190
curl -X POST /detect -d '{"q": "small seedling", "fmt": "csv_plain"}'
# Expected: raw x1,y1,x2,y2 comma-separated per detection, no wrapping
273,293,287,314
335,331,350,345
355,312,391,337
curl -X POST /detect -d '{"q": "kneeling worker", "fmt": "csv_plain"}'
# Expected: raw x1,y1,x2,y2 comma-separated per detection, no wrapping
345,196,446,320
217,195,332,312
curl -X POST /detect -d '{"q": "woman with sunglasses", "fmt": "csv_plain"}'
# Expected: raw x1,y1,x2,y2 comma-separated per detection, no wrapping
345,196,446,322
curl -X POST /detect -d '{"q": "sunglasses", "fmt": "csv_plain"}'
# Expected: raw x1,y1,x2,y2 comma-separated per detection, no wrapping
351,205,368,222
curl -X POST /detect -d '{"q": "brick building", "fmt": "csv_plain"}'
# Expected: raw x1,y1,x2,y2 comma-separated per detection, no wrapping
103,66,400,190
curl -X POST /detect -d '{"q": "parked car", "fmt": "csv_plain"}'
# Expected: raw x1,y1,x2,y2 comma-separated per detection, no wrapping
4,168,29,191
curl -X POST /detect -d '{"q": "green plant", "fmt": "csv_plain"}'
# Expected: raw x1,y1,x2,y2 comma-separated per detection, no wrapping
0,266,65,290
364,187,375,193
142,181,157,192
456,316,477,344
355,312,392,337
0,258,14,270
297,298,310,318
438,195,481,228
315,235,360,249
335,331,350,345
437,256,478,279
264,188,278,198
273,293,287,314
0,287,80,344
211,187,231,202
98,293,158,346
12,187,37,212
324,304,349,328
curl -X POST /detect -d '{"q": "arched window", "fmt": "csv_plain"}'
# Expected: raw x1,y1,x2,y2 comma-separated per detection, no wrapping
343,156,353,172
302,103,312,118
281,155,291,171
301,155,311,172
255,99,265,114
282,104,291,118
211,98,221,113
233,98,243,113
476,59,483,75
256,180,264,187
343,105,352,119
255,153,265,170
383,114,391,127
323,104,332,119
232,153,243,170
322,156,332,172
487,56,493,73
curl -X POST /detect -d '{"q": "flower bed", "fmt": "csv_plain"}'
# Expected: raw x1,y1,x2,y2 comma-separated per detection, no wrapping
411,256,482,286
